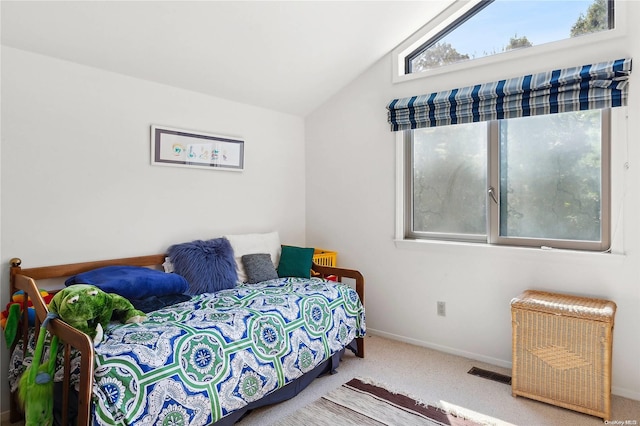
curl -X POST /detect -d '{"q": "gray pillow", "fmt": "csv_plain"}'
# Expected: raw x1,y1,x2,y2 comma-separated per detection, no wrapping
241,253,279,284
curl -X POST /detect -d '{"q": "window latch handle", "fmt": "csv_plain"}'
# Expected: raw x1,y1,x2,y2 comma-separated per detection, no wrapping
488,187,499,204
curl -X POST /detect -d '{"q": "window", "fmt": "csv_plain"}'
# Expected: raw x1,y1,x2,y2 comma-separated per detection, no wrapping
389,58,631,251
406,110,610,251
408,121,488,241
398,0,615,77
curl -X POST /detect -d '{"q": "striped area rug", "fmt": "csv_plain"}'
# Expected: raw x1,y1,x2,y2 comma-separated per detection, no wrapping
275,377,482,425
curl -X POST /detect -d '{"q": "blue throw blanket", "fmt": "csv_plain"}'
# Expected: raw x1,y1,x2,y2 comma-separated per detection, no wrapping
65,265,189,300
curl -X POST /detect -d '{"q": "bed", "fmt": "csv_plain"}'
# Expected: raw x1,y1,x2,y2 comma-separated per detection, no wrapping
7,247,365,425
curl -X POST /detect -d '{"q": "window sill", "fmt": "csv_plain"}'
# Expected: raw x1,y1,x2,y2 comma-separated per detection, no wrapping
394,238,626,265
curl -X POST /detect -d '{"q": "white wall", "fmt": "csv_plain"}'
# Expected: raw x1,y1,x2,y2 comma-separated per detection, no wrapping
306,2,640,400
0,47,306,413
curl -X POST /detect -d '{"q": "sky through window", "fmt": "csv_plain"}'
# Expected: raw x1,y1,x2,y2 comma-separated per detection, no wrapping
447,1,598,57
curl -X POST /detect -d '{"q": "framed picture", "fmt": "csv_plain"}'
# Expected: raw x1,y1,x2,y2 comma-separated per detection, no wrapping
151,125,244,171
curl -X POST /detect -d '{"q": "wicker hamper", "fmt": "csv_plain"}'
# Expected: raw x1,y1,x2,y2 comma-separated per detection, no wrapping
511,290,616,420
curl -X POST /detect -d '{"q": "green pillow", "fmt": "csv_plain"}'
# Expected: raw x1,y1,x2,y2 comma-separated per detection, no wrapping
277,245,315,278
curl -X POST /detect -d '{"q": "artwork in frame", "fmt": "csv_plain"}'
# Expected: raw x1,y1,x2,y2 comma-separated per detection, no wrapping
151,125,244,171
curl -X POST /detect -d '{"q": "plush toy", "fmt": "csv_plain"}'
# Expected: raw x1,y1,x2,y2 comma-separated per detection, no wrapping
2,290,54,348
49,284,146,345
17,286,143,424
2,304,21,347
18,313,59,426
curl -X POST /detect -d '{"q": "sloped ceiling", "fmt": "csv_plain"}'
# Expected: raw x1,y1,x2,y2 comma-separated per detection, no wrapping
1,1,450,116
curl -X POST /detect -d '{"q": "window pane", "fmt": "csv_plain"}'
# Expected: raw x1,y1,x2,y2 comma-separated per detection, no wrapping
412,123,487,235
499,111,602,241
409,0,611,73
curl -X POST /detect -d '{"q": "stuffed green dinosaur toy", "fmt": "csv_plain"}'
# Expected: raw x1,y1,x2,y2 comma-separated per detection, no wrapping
18,286,144,425
49,284,146,345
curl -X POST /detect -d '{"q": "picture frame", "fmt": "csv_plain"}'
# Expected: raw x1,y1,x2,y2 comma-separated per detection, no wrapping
151,125,244,171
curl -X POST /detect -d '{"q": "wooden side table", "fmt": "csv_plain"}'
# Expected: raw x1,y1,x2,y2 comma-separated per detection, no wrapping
511,290,616,420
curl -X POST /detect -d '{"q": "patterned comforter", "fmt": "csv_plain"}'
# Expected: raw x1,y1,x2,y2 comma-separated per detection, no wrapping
87,276,364,425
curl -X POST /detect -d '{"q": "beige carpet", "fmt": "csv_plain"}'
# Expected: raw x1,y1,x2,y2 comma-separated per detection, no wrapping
238,335,640,426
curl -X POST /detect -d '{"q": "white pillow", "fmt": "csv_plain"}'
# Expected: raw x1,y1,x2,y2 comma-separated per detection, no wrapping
224,231,281,282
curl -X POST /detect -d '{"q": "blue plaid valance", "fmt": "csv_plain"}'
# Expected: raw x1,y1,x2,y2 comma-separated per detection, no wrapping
387,58,632,131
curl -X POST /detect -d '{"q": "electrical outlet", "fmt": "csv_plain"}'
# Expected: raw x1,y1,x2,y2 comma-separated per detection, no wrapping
437,301,446,317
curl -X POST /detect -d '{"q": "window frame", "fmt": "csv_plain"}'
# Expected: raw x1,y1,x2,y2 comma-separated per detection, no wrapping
402,110,612,252
392,0,625,84
403,0,493,75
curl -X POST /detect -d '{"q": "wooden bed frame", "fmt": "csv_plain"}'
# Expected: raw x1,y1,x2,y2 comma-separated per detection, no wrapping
9,254,365,425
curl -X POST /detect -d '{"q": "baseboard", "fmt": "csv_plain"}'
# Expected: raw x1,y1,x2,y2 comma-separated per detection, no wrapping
611,386,640,401
366,329,640,401
367,328,512,369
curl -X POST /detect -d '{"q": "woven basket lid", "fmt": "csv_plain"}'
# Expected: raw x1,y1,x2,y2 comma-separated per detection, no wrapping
511,290,616,322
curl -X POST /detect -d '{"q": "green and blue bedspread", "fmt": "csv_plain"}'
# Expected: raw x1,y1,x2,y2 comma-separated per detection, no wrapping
91,276,365,425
